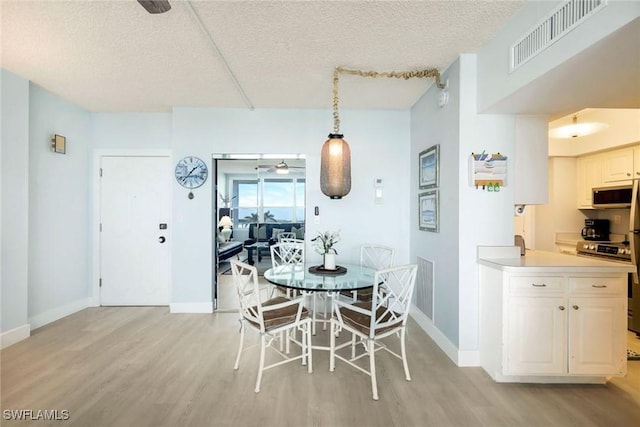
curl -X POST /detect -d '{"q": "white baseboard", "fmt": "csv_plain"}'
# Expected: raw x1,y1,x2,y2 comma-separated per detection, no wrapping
1,324,31,349
170,302,213,313
29,298,92,330
409,304,480,367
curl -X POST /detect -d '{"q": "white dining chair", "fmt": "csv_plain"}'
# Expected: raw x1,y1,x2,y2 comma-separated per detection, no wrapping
330,263,417,400
341,244,395,302
270,242,304,297
230,259,313,393
277,232,297,242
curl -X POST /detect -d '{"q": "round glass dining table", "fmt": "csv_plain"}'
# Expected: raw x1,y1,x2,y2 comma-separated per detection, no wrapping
263,262,376,293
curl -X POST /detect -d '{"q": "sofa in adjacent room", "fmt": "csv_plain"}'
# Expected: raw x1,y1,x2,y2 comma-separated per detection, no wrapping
243,222,305,246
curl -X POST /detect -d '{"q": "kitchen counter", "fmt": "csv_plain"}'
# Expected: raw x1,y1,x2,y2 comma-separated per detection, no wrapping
478,245,630,384
478,246,635,273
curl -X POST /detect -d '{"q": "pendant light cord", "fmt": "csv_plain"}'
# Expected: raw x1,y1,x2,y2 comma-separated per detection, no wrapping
332,66,446,134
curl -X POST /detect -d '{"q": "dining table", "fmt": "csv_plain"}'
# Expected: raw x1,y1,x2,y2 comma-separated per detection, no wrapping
263,262,376,293
263,262,376,344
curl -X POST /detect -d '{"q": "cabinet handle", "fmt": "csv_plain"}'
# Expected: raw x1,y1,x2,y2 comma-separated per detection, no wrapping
627,173,632,176
592,284,607,288
636,172,640,176
531,283,546,287
573,305,579,310
559,306,565,311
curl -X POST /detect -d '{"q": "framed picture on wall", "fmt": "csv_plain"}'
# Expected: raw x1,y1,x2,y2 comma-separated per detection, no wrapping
418,190,439,232
419,144,439,189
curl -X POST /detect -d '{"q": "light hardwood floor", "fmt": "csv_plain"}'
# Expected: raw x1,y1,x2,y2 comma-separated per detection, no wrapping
2,307,640,427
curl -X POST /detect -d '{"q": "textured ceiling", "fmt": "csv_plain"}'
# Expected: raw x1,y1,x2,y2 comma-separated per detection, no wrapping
0,0,526,112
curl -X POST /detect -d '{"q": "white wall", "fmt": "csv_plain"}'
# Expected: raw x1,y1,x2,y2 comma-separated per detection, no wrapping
411,55,516,365
27,85,92,328
534,157,586,251
170,107,411,310
1,69,30,346
477,0,640,112
458,55,515,359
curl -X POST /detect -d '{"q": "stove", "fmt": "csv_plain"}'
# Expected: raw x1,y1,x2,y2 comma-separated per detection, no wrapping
575,241,632,263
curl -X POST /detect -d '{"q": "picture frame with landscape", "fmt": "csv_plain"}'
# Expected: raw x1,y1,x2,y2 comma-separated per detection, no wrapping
418,190,439,232
419,144,439,189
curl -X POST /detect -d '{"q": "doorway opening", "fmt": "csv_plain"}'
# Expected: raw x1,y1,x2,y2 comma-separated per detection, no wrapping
212,154,306,310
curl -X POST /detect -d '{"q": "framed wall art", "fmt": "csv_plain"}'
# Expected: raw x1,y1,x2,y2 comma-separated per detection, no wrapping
419,144,439,189
418,190,439,232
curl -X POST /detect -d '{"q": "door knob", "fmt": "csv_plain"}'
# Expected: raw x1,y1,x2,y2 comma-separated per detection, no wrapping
159,236,166,243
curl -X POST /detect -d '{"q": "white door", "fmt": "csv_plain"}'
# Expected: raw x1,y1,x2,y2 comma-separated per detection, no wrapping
100,155,171,305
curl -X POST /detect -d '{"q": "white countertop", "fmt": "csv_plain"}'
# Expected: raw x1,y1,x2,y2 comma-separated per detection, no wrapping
478,248,636,273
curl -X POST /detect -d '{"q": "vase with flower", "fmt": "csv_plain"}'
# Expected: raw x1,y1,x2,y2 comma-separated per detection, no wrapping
311,230,340,270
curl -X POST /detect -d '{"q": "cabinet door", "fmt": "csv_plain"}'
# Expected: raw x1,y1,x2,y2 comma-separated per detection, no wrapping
576,155,602,208
602,149,633,183
568,297,626,375
634,147,640,178
506,296,566,375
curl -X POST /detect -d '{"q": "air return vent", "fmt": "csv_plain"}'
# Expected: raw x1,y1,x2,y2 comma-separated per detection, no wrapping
415,257,434,320
510,0,607,71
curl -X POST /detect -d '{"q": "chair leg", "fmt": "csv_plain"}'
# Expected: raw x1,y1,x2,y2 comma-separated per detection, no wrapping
234,321,245,370
322,294,328,331
255,334,266,393
307,322,313,373
400,328,411,381
329,319,336,372
312,294,317,336
369,339,378,400
351,333,357,359
301,326,307,366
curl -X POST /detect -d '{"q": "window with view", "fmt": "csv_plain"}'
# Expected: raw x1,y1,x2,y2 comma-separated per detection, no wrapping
232,178,305,228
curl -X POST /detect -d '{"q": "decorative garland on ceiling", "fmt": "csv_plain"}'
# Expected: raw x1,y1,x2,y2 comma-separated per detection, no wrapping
331,66,446,133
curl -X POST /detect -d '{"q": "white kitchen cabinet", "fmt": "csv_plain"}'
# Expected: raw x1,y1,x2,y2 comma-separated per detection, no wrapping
602,148,633,184
633,147,640,179
576,154,603,208
568,296,626,374
479,265,628,382
506,295,566,375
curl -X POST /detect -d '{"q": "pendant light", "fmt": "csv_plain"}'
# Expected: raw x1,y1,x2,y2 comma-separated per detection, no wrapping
321,67,446,199
321,68,352,199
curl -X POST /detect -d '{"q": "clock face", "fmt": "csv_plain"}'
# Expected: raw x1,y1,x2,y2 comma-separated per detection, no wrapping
175,156,208,189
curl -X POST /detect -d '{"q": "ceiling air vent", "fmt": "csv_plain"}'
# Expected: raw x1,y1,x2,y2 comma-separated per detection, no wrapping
510,0,607,72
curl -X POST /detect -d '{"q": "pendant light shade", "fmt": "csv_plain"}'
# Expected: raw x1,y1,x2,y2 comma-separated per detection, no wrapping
321,133,351,199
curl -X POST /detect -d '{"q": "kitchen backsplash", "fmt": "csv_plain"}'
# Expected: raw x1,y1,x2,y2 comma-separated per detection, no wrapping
585,208,631,238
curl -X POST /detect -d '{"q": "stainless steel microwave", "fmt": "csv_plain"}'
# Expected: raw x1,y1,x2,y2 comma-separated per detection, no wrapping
592,185,633,208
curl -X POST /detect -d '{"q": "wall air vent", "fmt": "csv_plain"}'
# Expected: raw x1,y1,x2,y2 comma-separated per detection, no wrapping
510,0,607,72
416,257,434,320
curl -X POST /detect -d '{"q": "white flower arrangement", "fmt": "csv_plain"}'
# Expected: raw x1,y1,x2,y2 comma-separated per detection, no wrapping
311,230,340,255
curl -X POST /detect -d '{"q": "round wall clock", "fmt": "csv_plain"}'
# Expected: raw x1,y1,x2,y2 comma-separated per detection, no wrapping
175,156,208,198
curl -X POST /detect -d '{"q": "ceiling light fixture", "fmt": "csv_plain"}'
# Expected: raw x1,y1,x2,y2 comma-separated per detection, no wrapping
321,67,446,199
548,114,609,139
275,161,290,175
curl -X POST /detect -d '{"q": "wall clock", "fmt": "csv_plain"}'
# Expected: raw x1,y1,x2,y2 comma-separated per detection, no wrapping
175,156,208,199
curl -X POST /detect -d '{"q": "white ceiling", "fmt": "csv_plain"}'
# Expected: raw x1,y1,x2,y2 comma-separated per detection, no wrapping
1,0,527,112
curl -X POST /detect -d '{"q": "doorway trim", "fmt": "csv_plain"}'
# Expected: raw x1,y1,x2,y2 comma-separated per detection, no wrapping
91,149,173,307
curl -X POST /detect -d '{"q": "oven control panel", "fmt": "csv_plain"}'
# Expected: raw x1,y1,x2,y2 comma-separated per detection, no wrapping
576,241,632,262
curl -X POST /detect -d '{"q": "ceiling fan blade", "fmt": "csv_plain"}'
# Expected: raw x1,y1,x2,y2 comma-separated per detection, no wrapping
137,0,171,14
